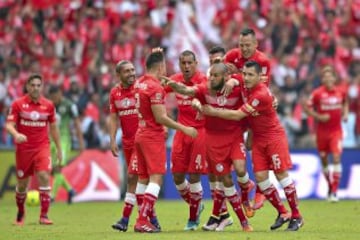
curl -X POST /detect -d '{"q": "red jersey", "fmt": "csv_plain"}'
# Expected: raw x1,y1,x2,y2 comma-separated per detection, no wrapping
240,83,285,139
307,85,346,134
109,83,138,147
166,71,207,128
224,49,271,86
134,74,166,137
194,83,244,132
6,95,56,151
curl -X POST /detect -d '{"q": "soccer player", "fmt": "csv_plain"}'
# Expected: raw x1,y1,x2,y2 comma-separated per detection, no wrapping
303,66,348,202
6,74,62,225
48,85,84,204
201,60,303,231
164,50,207,230
133,48,198,233
224,28,271,210
162,62,254,232
109,60,160,232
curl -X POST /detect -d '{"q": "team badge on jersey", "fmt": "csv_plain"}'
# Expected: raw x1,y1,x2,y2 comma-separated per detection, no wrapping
30,111,40,121
155,93,163,100
251,99,259,107
216,96,227,106
121,98,131,108
216,163,224,173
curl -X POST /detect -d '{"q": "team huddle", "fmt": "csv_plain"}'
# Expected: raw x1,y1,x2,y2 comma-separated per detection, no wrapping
6,28,348,233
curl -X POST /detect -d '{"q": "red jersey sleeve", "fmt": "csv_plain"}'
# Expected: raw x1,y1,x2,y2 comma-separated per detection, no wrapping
48,103,56,124
7,101,20,123
109,88,117,114
240,88,272,115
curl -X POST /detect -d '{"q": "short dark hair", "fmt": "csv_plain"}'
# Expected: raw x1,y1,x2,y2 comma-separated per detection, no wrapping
208,46,226,55
48,85,61,94
240,28,256,37
27,73,42,84
244,60,261,73
145,51,165,70
115,60,131,73
179,50,196,61
212,62,228,74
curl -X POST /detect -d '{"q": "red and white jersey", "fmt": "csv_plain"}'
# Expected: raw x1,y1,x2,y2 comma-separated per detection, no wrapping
240,83,285,139
134,74,166,137
224,49,271,86
194,83,244,133
166,71,207,128
307,85,346,134
109,83,138,147
6,95,56,151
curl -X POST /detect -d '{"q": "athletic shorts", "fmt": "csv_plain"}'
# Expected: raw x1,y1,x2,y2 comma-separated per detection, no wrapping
16,148,52,179
135,135,167,176
206,129,246,176
123,145,148,178
316,130,343,156
171,128,207,174
252,136,292,173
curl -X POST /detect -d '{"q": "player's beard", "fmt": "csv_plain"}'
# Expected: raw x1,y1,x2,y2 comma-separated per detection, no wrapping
211,78,225,91
29,90,40,101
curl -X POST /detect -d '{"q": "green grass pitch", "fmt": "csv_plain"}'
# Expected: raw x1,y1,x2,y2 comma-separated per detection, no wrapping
1,197,360,240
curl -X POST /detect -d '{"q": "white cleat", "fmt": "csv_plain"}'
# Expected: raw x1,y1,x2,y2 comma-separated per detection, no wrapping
215,216,233,231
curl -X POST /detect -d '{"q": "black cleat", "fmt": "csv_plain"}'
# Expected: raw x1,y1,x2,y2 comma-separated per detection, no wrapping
150,217,161,232
286,217,304,231
67,190,76,204
112,219,128,232
202,215,220,231
270,213,291,230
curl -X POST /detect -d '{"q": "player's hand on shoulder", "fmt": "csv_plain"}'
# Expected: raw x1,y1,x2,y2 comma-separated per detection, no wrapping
225,63,239,74
222,78,238,96
14,133,27,143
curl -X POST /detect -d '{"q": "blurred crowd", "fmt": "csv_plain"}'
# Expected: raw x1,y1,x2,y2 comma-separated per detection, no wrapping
0,0,360,149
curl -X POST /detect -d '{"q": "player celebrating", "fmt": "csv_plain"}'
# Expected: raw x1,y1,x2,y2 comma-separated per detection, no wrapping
48,85,84,204
6,74,62,225
162,62,254,232
201,61,303,231
133,48,197,233
224,28,271,210
164,50,207,231
303,66,348,202
109,60,160,232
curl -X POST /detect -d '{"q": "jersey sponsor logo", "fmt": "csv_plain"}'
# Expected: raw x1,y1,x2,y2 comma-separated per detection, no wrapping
22,104,29,108
20,119,46,127
118,109,138,116
30,111,40,121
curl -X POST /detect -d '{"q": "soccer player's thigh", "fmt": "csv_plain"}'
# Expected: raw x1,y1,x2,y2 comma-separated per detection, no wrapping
230,134,247,171
123,146,135,167
189,128,206,174
315,133,330,157
267,138,292,172
140,140,167,175
134,140,148,177
251,142,270,173
329,132,343,156
15,150,36,179
171,131,190,173
34,148,52,172
206,133,232,175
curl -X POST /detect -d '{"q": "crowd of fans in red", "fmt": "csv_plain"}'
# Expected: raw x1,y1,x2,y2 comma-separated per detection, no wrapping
0,0,359,148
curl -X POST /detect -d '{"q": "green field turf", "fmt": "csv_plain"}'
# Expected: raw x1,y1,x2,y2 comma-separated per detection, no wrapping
1,197,360,240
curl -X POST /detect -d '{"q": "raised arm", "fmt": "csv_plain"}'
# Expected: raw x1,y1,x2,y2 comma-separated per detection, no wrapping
202,104,248,121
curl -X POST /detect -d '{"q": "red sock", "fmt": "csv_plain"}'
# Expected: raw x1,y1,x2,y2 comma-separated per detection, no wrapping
331,171,341,193
16,191,26,214
219,196,229,214
283,183,301,218
122,202,134,219
136,194,144,208
178,185,191,204
262,184,287,214
189,190,202,221
39,191,51,218
238,180,252,203
138,193,157,221
212,190,225,217
227,192,248,226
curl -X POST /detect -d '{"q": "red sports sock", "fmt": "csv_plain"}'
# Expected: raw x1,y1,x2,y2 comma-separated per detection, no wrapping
331,171,341,194
189,190,202,221
227,192,248,226
283,183,301,218
138,193,157,221
122,202,134,219
262,184,287,214
212,190,226,217
238,180,253,203
39,191,51,218
16,191,26,214
136,194,144,208
178,185,191,204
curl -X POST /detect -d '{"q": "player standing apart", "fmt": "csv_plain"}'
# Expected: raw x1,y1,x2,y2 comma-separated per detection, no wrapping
109,60,161,231
165,50,207,231
48,86,84,204
133,48,197,233
303,66,348,202
202,61,303,231
6,74,62,225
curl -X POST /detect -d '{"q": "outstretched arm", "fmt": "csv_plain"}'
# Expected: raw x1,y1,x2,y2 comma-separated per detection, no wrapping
161,76,196,97
202,104,248,121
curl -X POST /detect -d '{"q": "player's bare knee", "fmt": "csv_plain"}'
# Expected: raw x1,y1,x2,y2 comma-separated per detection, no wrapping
172,173,185,185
